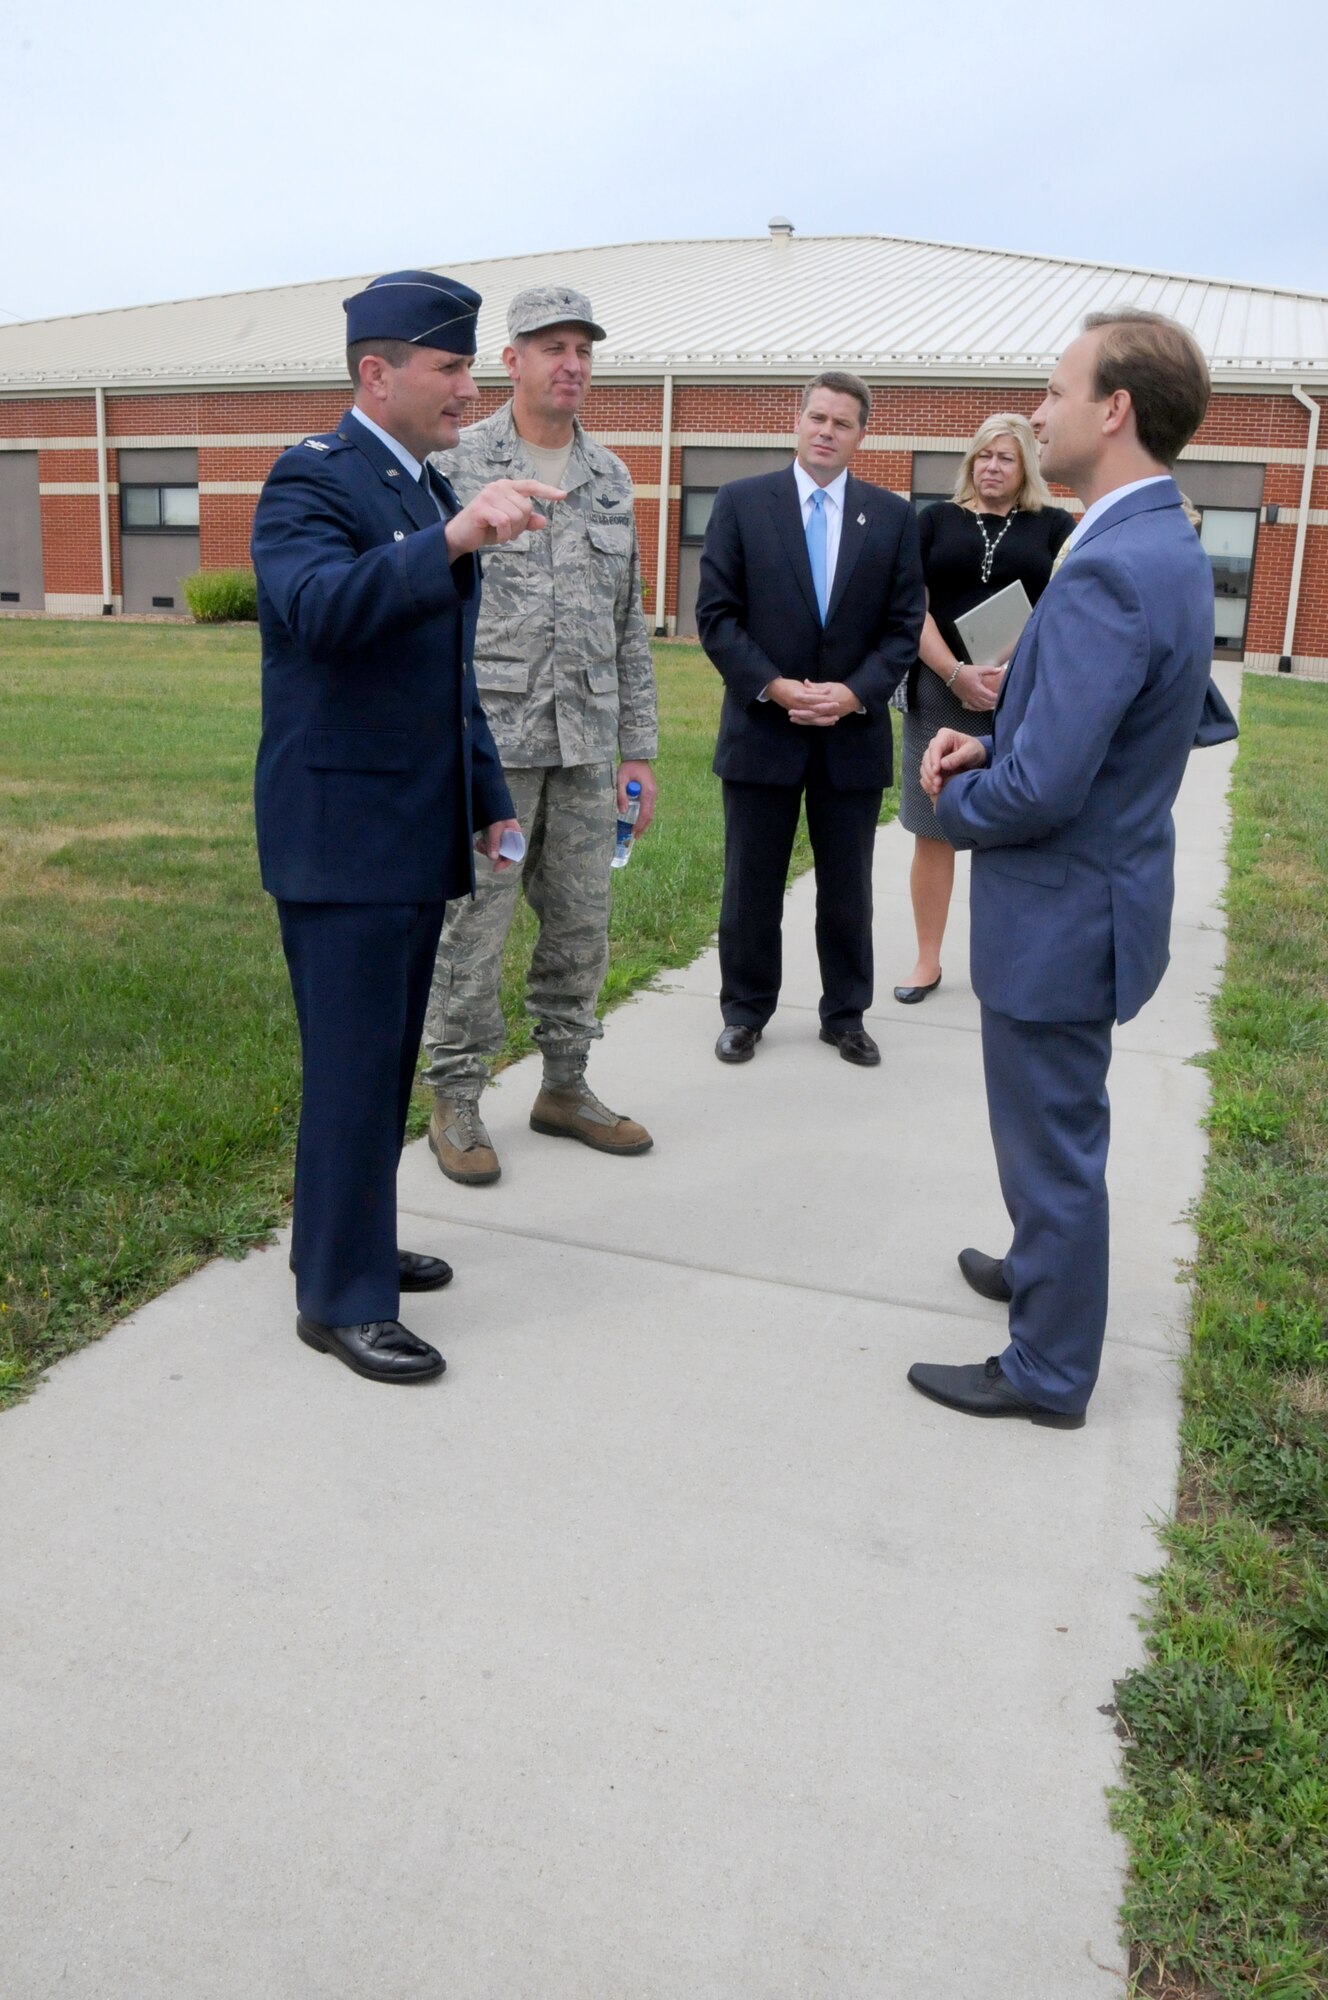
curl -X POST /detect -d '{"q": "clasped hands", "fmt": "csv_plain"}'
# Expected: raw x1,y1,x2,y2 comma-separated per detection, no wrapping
949,660,1005,712
445,479,566,558
765,677,863,727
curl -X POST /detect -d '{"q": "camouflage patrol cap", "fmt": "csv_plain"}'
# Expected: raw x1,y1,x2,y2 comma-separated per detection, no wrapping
507,284,606,342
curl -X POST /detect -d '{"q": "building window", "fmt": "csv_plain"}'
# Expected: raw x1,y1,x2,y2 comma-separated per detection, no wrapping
121,484,200,531
1198,507,1257,654
680,489,717,544
910,451,962,516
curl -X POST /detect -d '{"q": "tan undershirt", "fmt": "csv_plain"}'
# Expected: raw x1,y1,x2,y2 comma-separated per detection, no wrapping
522,436,575,489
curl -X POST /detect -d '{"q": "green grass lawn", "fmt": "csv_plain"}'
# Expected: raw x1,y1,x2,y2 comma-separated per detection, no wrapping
1112,675,1328,1999
0,621,855,1403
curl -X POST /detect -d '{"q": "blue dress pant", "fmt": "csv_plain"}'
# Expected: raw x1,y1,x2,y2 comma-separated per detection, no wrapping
277,899,446,1326
719,742,882,1032
980,1004,1114,1415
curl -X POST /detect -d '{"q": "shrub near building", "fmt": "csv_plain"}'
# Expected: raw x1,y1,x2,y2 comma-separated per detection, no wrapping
184,568,258,622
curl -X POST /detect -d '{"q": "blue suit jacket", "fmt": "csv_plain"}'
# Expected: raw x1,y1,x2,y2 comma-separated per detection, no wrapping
697,466,925,789
251,412,513,905
935,479,1218,1024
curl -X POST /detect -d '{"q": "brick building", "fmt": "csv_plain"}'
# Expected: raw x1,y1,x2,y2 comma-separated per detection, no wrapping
2,226,1326,674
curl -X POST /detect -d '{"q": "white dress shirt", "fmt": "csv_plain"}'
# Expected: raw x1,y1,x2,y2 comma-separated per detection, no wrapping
1059,474,1171,560
793,458,848,596
348,404,448,521
758,460,862,708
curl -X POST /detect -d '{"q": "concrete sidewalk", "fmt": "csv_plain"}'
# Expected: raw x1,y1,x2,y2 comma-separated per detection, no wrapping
0,669,1240,2000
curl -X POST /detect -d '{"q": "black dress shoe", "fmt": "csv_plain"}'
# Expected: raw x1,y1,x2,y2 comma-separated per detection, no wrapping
296,1315,445,1383
893,974,942,1004
958,1246,1013,1303
819,1025,881,1067
397,1250,453,1291
716,1024,762,1063
290,1249,453,1290
906,1356,1085,1428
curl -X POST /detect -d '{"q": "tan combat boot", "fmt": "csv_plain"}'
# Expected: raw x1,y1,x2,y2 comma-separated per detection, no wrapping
529,1078,653,1155
428,1094,501,1185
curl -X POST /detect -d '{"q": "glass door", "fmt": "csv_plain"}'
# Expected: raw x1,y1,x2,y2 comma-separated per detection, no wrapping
1198,507,1258,657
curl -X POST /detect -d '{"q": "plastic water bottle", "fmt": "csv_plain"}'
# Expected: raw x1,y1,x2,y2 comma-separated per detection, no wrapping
611,779,642,869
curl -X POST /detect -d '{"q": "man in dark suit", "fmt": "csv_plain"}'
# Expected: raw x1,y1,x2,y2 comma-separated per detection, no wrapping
908,309,1224,1428
696,372,925,1067
251,271,561,1384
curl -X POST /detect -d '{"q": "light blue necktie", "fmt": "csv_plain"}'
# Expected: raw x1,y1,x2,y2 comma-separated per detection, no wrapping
805,488,829,623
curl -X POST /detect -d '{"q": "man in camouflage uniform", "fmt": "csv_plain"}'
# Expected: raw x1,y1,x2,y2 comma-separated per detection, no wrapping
422,284,659,1183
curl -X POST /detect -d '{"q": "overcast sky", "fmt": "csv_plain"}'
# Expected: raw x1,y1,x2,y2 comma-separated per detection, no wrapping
5,0,1324,325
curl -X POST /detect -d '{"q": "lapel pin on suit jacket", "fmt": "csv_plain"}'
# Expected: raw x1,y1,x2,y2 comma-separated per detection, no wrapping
857,512,866,525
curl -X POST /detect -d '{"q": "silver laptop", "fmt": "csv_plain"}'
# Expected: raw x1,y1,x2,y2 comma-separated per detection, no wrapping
954,579,1033,665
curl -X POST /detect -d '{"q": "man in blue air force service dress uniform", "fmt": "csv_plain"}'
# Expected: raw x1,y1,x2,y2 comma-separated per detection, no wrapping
251,271,562,1384
907,309,1237,1430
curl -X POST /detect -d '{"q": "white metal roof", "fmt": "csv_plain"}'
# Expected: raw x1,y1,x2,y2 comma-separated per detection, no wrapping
2,230,1326,392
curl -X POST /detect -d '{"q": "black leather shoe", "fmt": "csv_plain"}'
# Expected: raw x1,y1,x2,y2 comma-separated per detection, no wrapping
958,1246,1013,1303
819,1025,881,1067
893,974,941,1004
296,1315,445,1383
716,1024,762,1063
291,1249,453,1290
906,1356,1085,1428
398,1250,454,1291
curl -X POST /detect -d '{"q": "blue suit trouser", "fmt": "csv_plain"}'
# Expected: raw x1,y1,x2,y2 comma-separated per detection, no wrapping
980,1004,1113,1415
277,899,447,1326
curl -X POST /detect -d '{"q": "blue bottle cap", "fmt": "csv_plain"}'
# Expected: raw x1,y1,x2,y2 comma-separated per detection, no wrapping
625,779,642,796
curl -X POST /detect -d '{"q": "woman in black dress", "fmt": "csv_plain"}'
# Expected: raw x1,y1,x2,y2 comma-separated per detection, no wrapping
894,414,1074,1001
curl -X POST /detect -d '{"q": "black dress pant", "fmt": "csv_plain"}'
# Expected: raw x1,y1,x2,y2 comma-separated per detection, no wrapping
718,747,882,1032
277,899,446,1326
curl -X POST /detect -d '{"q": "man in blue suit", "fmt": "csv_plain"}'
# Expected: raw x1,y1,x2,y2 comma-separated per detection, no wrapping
697,373,925,1068
907,309,1225,1428
252,271,561,1384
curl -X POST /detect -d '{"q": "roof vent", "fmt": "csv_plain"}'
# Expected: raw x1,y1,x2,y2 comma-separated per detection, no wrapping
768,215,794,240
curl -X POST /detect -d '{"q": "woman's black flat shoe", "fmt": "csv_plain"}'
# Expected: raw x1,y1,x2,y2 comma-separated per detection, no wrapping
893,975,942,1004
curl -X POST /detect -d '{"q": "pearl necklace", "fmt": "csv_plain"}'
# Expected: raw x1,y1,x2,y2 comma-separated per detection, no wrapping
973,506,1018,585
